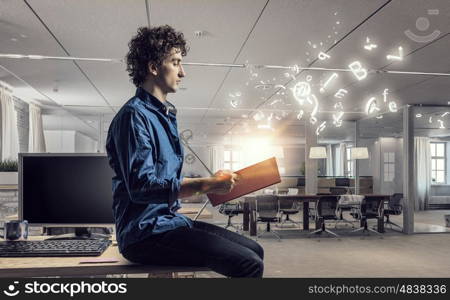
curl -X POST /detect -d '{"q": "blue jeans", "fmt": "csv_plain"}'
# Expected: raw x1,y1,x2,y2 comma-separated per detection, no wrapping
122,220,264,277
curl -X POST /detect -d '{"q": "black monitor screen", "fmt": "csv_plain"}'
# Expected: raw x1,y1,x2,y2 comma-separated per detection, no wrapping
20,155,115,225
335,178,350,187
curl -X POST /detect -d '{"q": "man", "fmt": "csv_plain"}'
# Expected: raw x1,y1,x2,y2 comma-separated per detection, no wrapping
106,25,264,278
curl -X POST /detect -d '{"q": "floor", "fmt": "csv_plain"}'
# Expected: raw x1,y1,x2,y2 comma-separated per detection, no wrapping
2,197,450,278
179,203,450,278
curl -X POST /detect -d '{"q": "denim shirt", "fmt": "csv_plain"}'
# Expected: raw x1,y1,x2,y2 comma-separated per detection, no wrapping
106,87,193,253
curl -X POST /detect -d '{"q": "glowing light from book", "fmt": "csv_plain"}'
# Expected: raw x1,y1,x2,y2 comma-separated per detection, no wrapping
318,52,331,60
388,101,398,112
320,73,338,93
383,89,389,102
387,46,403,61
333,111,344,127
292,82,311,104
364,37,377,51
316,121,327,135
334,89,348,99
365,97,380,115
348,61,368,81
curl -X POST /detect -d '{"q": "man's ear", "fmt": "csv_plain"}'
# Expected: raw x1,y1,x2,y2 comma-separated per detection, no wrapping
148,62,158,76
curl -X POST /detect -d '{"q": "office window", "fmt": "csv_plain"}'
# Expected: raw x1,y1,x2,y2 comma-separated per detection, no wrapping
431,142,446,184
223,149,241,171
346,147,354,177
384,152,395,182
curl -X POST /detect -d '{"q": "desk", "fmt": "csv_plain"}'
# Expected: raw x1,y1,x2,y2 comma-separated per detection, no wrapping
0,236,209,278
178,207,212,219
242,195,320,236
242,194,390,235
0,208,212,278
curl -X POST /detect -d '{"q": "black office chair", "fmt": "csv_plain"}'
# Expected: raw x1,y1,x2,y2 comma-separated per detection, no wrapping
350,196,384,237
384,193,403,230
335,177,351,194
309,196,340,238
330,187,347,195
310,193,330,220
335,177,350,187
255,195,281,241
219,200,243,232
278,197,301,228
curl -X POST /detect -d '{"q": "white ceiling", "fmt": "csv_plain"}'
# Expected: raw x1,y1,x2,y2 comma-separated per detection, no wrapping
0,0,449,141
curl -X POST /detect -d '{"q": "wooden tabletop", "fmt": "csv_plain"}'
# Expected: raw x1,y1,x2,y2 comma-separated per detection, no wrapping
0,208,212,277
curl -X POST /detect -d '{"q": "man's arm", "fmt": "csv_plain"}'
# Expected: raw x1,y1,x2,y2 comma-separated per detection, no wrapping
179,171,238,198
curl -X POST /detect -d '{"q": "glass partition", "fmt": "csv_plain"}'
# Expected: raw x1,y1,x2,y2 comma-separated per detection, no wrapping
41,108,112,154
357,108,404,231
316,120,356,194
413,106,450,233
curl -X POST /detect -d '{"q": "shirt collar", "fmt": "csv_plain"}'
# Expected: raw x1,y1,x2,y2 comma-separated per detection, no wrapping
136,87,177,116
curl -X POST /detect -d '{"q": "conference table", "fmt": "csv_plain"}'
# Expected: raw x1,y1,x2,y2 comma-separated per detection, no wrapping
241,194,320,236
241,194,391,236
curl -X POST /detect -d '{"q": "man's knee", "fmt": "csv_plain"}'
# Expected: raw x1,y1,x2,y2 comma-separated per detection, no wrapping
236,252,264,278
252,256,264,278
246,238,264,260
254,242,264,260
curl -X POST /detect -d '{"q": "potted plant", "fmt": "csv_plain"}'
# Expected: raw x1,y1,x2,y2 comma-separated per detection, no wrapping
0,159,18,185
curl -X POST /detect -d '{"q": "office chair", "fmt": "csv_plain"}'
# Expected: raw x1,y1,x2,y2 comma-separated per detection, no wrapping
278,195,301,228
350,196,384,237
309,195,340,238
384,193,403,230
335,177,352,194
335,177,350,187
255,195,281,241
218,199,243,232
330,187,347,195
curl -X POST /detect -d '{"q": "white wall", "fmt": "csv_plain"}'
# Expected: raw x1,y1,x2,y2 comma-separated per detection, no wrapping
370,137,403,194
75,132,98,153
44,130,75,152
44,130,97,153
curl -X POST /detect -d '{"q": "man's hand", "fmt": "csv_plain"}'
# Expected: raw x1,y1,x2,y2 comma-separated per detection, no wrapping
179,170,241,199
207,170,240,194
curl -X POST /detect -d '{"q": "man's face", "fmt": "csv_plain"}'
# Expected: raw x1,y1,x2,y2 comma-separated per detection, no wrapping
153,48,186,94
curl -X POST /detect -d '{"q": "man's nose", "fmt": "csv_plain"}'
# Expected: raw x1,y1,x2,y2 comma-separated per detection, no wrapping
179,65,186,78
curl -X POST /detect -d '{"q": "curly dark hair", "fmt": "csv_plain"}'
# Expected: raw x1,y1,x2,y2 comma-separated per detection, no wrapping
126,25,189,87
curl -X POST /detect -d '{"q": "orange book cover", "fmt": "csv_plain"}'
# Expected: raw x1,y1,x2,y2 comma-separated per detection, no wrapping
207,157,281,206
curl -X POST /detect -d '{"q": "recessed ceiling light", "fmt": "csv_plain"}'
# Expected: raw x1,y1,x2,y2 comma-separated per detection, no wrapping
10,38,18,42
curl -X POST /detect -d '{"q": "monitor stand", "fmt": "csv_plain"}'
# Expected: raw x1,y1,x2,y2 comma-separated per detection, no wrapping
44,227,111,240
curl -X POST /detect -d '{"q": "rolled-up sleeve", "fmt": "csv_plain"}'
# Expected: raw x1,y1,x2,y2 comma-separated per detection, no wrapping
113,108,180,205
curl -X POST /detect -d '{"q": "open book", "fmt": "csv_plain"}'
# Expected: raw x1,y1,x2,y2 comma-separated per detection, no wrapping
207,157,281,206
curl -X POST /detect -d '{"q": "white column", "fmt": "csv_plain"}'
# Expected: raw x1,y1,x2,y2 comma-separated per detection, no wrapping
355,121,360,194
98,114,105,153
403,105,414,234
305,122,318,194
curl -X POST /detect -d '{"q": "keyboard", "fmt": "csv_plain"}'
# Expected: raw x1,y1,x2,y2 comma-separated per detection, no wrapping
0,239,112,257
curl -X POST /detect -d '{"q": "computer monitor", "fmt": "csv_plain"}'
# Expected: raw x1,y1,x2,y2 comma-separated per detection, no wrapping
19,153,115,230
335,177,350,187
